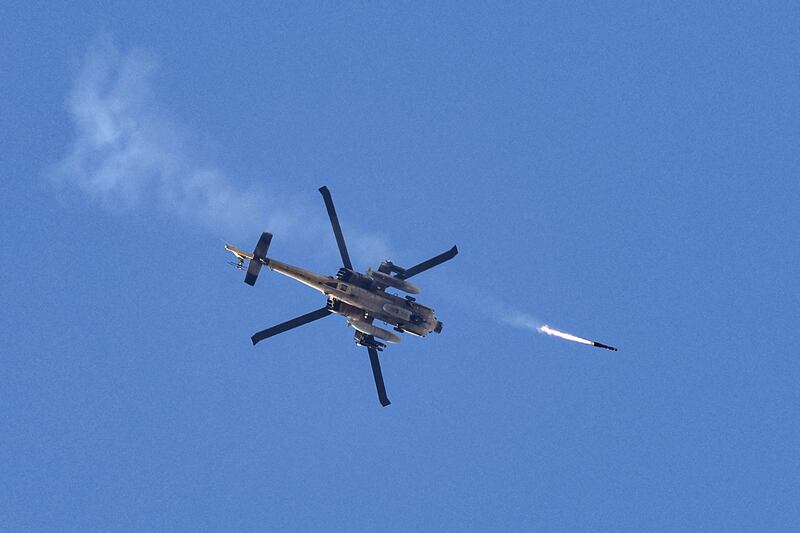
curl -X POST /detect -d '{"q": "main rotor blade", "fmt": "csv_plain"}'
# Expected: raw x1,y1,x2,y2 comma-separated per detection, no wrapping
318,186,353,270
367,344,391,407
396,245,458,280
251,307,332,345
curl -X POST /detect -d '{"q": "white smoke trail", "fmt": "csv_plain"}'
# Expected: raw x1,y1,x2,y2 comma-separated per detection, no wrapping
51,36,391,265
501,312,597,348
51,37,264,236
469,289,604,348
537,324,594,346
421,274,616,349
497,310,543,330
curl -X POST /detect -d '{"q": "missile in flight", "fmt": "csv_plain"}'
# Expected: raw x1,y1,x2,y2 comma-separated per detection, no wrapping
538,324,618,351
590,340,618,352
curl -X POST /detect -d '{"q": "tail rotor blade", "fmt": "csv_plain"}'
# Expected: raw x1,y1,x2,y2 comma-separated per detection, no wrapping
318,186,353,270
251,307,332,345
396,245,458,280
367,344,391,407
252,232,272,260
244,260,262,286
244,232,272,286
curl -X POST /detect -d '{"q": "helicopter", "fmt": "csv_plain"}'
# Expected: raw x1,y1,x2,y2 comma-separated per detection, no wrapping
226,186,457,406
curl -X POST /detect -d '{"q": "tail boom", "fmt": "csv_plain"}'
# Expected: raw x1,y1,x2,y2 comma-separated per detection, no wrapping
226,232,273,286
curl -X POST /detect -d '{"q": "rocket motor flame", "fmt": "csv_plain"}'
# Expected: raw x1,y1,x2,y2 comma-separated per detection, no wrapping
537,324,618,351
537,325,594,345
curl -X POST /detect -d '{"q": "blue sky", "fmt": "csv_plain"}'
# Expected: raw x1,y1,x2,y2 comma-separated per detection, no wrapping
2,2,798,531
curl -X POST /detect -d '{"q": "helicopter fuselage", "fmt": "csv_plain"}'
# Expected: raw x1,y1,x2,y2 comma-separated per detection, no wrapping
263,258,442,338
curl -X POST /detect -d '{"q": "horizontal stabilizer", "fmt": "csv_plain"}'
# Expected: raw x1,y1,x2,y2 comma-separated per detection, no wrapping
244,260,262,286
244,232,272,286
253,232,272,260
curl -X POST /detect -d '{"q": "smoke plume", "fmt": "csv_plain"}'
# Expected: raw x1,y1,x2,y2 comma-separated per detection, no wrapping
51,36,391,265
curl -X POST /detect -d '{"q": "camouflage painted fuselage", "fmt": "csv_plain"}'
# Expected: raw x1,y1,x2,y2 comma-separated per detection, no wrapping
265,259,442,337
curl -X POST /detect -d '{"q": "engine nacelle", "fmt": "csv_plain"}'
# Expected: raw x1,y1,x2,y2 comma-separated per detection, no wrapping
348,319,402,344
367,269,420,294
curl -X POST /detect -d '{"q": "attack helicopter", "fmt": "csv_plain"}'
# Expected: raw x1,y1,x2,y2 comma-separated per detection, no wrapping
226,186,458,406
